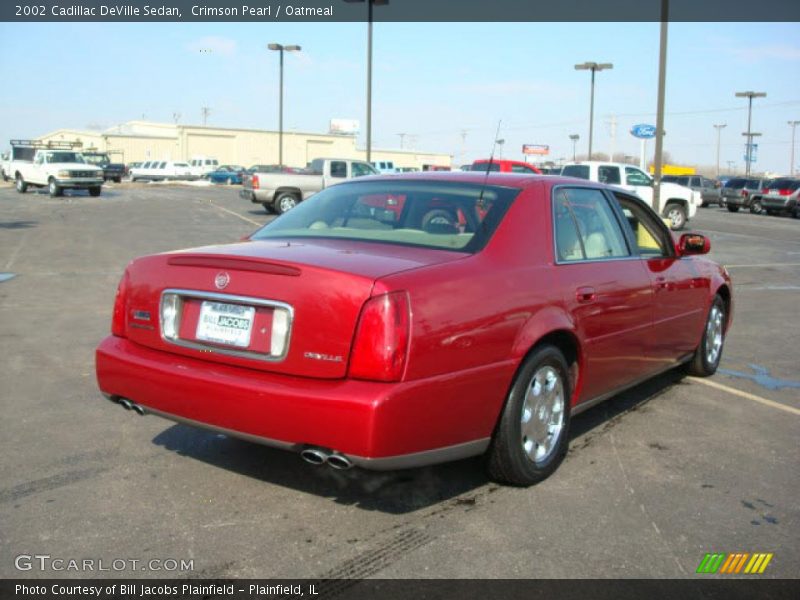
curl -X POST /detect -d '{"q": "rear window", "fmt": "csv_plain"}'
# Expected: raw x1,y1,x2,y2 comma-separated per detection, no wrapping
724,179,747,189
767,178,800,190
251,180,519,253
561,165,590,180
470,162,500,172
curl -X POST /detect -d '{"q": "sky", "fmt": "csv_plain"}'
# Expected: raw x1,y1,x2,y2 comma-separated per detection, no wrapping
1,21,799,174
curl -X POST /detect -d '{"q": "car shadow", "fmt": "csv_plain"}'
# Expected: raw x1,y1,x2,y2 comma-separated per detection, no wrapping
0,220,37,229
150,368,689,514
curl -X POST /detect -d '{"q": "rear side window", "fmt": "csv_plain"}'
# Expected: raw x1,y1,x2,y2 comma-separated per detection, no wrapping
625,167,651,186
768,178,799,189
598,166,621,185
561,165,590,180
329,161,347,178
351,162,376,178
614,193,671,258
725,178,746,189
471,162,501,172
553,188,630,261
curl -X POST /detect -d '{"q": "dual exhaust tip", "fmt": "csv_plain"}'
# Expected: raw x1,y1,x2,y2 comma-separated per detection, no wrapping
300,448,353,470
108,395,146,416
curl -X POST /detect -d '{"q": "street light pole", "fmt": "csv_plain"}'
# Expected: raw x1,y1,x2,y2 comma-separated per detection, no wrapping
735,91,766,177
574,61,612,159
268,43,301,168
569,134,579,161
713,123,726,178
789,120,800,176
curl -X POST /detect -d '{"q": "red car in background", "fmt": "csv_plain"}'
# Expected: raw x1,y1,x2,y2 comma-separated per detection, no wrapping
470,159,542,175
96,172,732,485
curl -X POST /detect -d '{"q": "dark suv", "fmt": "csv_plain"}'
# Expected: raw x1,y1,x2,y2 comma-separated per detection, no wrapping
661,175,722,207
722,178,766,213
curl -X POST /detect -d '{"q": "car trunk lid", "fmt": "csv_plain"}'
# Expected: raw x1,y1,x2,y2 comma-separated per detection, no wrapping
121,239,467,378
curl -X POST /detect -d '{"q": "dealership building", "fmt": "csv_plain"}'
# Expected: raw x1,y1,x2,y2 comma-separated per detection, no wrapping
36,121,452,171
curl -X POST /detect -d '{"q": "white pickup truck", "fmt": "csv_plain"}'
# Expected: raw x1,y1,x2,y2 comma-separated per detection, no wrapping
241,158,378,214
9,141,104,197
561,161,699,230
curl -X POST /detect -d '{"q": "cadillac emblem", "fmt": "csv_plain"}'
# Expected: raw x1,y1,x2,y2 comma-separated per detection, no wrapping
214,272,230,290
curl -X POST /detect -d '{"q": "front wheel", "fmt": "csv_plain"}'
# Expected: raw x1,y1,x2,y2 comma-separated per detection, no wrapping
15,175,27,193
48,178,62,197
275,193,299,215
685,295,726,377
727,205,740,213
664,202,687,230
750,200,762,214
487,345,571,486
89,187,102,197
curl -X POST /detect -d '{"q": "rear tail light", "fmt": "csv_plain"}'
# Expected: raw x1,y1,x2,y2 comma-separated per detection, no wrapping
160,292,181,340
742,190,749,197
111,271,130,337
349,291,411,382
252,174,260,190
779,189,791,196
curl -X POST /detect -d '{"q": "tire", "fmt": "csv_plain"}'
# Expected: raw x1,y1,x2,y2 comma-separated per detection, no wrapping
89,187,102,197
1,169,7,182
766,209,777,216
48,178,62,197
487,345,571,486
663,202,687,230
226,177,234,185
750,199,762,214
114,177,121,183
700,202,708,208
15,174,27,193
727,205,739,213
685,295,726,377
275,193,299,215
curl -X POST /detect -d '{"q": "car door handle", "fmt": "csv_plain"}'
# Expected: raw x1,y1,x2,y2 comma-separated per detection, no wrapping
576,287,596,303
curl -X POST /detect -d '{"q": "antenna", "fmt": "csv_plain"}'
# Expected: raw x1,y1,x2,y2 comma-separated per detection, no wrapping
477,120,502,206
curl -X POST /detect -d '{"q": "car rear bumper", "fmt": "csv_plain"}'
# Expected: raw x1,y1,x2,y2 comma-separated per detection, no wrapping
240,189,269,203
96,336,511,469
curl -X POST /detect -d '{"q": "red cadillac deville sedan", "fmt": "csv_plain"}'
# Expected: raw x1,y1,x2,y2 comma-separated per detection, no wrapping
96,172,733,485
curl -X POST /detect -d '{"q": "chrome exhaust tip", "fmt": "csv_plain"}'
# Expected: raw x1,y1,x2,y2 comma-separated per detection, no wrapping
327,453,353,470
119,398,133,411
300,448,329,466
131,403,146,416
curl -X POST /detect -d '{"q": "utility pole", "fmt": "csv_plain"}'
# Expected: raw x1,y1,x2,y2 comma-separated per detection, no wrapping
201,106,211,126
606,115,617,161
789,120,799,176
574,62,613,159
396,133,406,149
172,112,181,124
713,123,726,178
726,160,736,174
569,134,579,161
652,0,668,215
735,91,766,177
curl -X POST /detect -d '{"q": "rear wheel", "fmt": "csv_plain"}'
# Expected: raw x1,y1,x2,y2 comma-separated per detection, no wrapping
226,177,234,185
48,178,62,197
766,209,777,216
15,174,27,193
727,205,739,213
685,295,726,377
89,187,102,197
487,345,571,486
664,202,687,230
275,193,299,215
750,199,762,214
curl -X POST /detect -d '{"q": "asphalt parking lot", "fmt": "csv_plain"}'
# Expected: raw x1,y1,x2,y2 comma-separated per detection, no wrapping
0,181,798,579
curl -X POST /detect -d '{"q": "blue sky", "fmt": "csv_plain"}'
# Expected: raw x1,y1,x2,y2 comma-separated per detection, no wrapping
1,21,799,173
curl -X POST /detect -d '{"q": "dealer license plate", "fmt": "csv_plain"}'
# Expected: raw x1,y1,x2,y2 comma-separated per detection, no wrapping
196,301,255,348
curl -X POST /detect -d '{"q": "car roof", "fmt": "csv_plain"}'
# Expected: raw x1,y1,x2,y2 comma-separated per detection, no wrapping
338,170,606,190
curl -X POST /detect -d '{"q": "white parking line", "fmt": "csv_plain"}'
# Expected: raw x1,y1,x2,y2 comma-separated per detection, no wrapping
207,200,262,227
701,228,800,245
688,377,800,416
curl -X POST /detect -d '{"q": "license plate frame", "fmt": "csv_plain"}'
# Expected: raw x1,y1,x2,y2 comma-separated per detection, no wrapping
195,301,255,348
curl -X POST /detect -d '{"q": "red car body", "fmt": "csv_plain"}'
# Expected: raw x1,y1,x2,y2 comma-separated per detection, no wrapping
96,173,732,482
471,159,542,175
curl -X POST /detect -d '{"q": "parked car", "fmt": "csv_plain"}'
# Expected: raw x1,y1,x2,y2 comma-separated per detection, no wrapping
370,160,397,174
241,158,378,214
246,164,301,175
561,161,699,230
759,178,800,217
82,151,126,183
8,140,103,197
129,160,192,182
96,172,732,486
470,159,542,175
189,157,219,179
721,178,767,213
207,165,246,185
660,175,722,207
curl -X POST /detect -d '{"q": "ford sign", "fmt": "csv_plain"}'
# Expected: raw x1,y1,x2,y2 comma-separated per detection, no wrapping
631,124,657,139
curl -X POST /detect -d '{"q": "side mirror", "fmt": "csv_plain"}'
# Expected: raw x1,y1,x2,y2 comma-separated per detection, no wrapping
678,233,710,256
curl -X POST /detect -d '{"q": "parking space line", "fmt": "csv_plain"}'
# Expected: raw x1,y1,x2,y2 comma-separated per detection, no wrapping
701,228,800,245
688,377,800,416
207,200,262,227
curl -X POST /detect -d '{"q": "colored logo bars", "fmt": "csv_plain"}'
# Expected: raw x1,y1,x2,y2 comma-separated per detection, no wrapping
696,552,773,574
